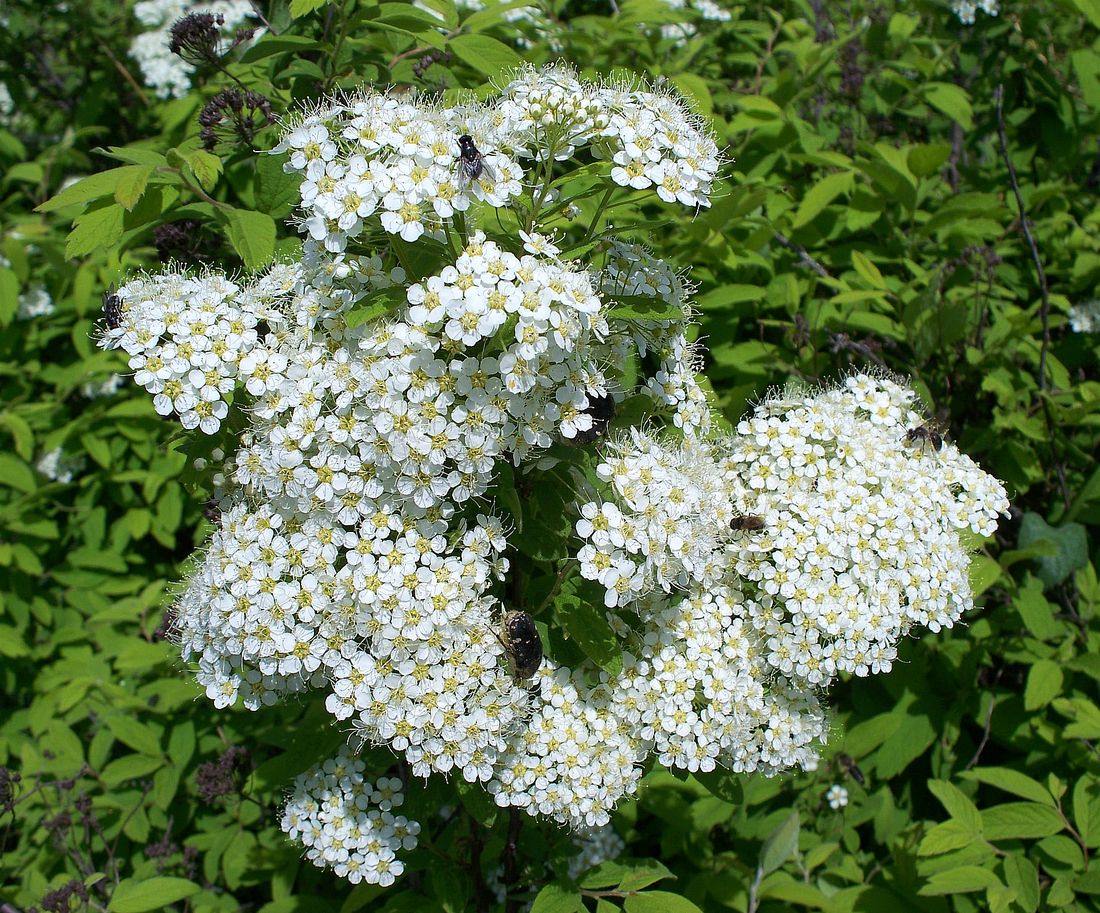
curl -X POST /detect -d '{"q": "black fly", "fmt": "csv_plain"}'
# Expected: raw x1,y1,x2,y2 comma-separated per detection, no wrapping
497,610,543,680
457,134,486,182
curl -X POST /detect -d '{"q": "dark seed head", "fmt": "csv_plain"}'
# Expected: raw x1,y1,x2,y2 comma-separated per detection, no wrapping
168,12,225,66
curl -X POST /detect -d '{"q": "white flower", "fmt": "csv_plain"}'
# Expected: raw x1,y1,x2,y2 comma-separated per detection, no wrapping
826,784,849,809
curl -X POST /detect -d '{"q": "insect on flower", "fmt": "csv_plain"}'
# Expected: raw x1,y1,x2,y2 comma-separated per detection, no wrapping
457,134,493,184
904,422,945,451
567,393,617,447
729,513,765,532
497,610,543,680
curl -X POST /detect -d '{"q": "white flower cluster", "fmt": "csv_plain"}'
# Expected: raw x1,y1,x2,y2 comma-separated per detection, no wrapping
1069,300,1100,333
0,82,13,123
276,65,721,252
949,0,999,24
17,284,54,320
658,0,733,43
36,447,85,483
281,749,420,886
601,242,710,436
577,374,1009,694
129,0,256,99
81,374,125,399
568,823,626,880
107,228,704,828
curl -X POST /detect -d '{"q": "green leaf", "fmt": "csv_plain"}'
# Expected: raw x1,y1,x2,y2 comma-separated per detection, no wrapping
919,819,981,856
851,250,886,289
66,203,125,259
113,165,154,211
530,883,584,913
606,294,683,321
0,453,37,492
101,754,164,786
220,208,277,272
791,171,853,229
1071,0,1100,27
448,33,523,80
694,768,744,805
623,892,703,913
1018,513,1089,587
907,143,952,178
961,768,1054,807
922,82,973,130
981,802,1066,841
618,860,675,892
108,877,201,912
36,167,142,213
919,866,1003,895
1003,855,1040,913
255,152,302,219
289,0,331,15
759,811,799,876
1024,659,1065,710
345,287,408,328
186,150,222,192
104,714,162,757
928,780,983,831
555,585,622,676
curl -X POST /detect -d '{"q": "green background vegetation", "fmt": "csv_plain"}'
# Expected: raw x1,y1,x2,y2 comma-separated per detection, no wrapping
2,0,1100,910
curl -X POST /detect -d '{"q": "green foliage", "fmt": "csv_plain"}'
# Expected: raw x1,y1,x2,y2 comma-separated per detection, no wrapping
2,0,1100,911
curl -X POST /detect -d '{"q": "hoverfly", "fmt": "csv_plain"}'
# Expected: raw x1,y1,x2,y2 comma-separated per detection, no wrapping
497,610,543,681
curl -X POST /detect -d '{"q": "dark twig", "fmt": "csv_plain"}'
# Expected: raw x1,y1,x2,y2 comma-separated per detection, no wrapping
965,695,996,770
774,232,831,279
994,84,1072,510
502,809,524,913
993,84,1051,391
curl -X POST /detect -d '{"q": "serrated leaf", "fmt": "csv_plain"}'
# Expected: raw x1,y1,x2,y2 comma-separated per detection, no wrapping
66,203,125,259
255,152,302,218
113,165,154,211
37,167,139,213
907,143,952,178
108,877,200,912
0,453,37,492
186,150,222,192
220,208,276,271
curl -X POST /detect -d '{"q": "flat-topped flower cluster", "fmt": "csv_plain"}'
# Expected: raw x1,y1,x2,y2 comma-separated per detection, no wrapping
99,64,1008,879
276,64,721,252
